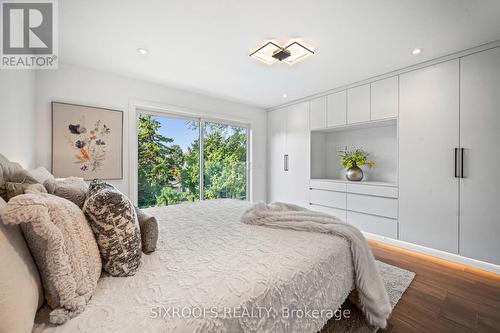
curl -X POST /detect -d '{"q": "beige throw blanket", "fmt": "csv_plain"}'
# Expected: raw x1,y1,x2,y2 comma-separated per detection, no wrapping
241,202,392,328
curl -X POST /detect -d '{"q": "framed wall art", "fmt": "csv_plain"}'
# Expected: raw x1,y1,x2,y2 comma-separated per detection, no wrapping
52,102,123,180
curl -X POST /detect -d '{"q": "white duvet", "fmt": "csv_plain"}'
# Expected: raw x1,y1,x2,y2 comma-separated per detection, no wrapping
33,199,354,333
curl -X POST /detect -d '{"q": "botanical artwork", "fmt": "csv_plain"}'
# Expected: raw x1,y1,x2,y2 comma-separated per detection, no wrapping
52,102,123,180
68,119,111,173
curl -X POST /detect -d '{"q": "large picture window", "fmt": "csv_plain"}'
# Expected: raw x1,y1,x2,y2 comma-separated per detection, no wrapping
137,111,248,208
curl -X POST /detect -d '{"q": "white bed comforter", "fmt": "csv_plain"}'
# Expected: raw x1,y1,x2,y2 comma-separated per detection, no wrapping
33,199,354,333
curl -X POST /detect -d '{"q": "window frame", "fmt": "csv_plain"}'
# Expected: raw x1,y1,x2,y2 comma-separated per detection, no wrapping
129,100,252,206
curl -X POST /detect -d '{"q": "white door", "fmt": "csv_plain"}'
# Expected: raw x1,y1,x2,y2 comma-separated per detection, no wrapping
399,59,460,253
460,47,500,265
285,102,310,206
268,109,288,203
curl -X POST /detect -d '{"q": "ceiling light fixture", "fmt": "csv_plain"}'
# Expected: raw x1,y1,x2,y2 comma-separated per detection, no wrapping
137,48,149,55
412,48,422,55
282,93,288,99
249,40,314,65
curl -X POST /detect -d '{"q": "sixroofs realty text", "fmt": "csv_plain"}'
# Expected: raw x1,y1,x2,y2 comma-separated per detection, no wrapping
150,306,351,320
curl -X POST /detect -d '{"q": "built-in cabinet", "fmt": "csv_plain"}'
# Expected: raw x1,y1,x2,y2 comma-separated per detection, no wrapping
268,45,500,267
310,76,398,130
347,84,371,123
459,48,500,265
268,102,310,206
327,91,347,127
309,179,398,239
371,76,398,120
399,48,500,265
399,59,460,254
309,97,327,130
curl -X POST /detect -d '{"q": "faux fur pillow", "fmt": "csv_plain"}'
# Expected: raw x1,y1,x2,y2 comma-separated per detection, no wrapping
83,180,141,277
135,207,158,254
44,177,88,208
0,193,102,325
6,182,47,200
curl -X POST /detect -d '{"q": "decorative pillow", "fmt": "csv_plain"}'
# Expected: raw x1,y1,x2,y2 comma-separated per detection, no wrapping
83,180,142,277
0,193,102,325
28,167,55,185
6,182,47,201
0,196,44,333
9,169,39,184
0,154,23,201
135,207,158,254
44,177,88,208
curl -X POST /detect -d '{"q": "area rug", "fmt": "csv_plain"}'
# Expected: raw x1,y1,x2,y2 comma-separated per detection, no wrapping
319,260,415,333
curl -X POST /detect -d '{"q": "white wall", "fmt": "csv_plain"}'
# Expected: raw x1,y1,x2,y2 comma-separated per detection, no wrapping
0,70,36,169
35,63,267,201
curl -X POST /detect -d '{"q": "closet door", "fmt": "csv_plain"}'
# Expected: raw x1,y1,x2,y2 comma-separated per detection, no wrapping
268,109,288,203
399,59,460,253
285,102,310,206
460,47,500,265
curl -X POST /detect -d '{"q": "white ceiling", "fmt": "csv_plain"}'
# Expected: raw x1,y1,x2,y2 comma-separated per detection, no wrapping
59,0,500,108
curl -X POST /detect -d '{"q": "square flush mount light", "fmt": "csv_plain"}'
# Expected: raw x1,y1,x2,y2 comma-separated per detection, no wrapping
249,41,314,65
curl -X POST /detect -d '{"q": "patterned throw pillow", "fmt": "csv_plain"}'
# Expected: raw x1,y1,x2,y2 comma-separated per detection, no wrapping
83,180,142,277
0,193,102,325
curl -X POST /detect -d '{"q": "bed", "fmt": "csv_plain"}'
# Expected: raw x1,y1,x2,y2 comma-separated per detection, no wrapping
32,199,355,333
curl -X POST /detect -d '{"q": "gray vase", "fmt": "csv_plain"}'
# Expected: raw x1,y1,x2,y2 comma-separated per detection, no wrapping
346,166,363,181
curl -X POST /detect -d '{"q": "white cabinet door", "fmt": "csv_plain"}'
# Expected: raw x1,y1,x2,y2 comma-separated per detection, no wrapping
399,59,459,253
310,96,327,130
327,90,346,127
347,84,370,123
371,76,398,120
285,102,310,206
460,47,500,265
267,109,288,203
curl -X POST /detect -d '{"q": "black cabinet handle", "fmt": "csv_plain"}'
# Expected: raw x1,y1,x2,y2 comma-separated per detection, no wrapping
454,148,459,178
460,148,465,178
284,154,289,171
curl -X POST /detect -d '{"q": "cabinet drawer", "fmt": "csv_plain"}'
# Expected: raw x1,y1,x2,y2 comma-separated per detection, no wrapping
310,189,346,209
347,211,398,239
347,193,398,218
309,204,347,222
346,184,398,198
310,180,347,192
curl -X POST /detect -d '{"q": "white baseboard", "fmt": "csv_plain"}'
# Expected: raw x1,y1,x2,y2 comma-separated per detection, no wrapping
363,232,500,275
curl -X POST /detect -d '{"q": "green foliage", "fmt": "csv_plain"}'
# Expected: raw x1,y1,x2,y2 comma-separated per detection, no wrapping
156,186,188,206
338,147,375,169
137,115,247,208
137,114,186,208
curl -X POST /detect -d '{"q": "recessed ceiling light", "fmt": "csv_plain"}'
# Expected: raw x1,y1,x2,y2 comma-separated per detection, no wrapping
412,48,422,55
282,93,288,99
137,48,149,55
249,40,314,65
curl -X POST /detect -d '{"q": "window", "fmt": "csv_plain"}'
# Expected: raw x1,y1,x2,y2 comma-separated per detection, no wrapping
203,121,247,200
137,111,248,208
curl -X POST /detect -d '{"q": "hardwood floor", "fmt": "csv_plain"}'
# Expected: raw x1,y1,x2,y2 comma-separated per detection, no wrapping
369,240,500,333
